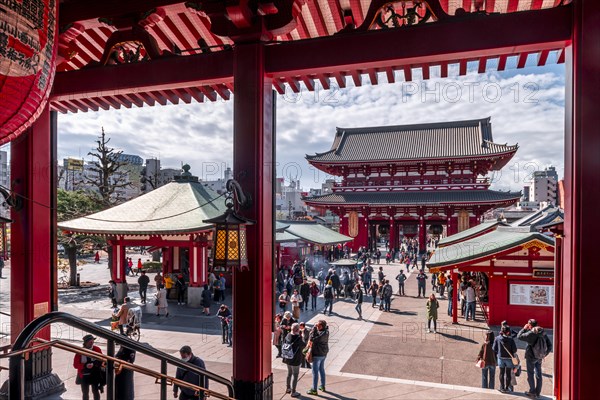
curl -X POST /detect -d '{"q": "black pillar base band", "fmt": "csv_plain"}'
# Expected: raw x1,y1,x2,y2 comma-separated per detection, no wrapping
234,373,273,400
0,372,65,400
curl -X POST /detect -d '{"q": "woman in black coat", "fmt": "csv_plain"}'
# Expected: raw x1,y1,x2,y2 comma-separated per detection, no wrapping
115,346,136,400
201,283,212,315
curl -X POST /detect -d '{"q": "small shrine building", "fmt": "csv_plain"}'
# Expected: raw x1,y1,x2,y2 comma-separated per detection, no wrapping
304,117,521,253
58,166,225,307
428,206,562,328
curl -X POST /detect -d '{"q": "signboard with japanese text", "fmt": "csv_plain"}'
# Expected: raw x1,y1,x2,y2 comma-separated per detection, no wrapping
509,283,554,307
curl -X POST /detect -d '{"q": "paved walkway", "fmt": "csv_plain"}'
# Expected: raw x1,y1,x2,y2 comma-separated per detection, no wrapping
0,250,554,399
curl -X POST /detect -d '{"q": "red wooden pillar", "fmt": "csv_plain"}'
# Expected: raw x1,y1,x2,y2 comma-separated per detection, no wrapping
452,271,458,324
111,238,127,302
10,106,64,396
553,235,563,398
10,106,54,337
232,42,274,398
418,216,426,253
561,2,600,398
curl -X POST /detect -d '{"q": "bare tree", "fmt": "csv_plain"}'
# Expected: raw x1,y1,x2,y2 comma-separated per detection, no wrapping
85,127,131,207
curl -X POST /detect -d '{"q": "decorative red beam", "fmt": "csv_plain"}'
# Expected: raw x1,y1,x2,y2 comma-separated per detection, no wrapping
51,6,571,104
267,6,571,77
51,50,233,102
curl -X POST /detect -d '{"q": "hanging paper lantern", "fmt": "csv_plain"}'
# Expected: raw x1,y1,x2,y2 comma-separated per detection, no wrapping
428,224,444,235
0,0,58,145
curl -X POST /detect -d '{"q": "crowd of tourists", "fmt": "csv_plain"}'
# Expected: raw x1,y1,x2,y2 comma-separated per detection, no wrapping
476,318,552,398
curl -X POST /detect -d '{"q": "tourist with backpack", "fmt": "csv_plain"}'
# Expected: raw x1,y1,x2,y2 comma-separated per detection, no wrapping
322,281,334,316
517,319,552,398
306,320,329,395
282,323,305,398
317,269,325,292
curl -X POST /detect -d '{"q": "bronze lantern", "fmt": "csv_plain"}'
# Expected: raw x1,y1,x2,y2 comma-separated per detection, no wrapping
205,179,254,271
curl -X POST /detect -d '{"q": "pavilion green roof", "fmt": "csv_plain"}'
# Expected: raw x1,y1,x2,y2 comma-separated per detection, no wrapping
428,227,555,268
58,180,227,236
276,221,352,245
437,220,504,247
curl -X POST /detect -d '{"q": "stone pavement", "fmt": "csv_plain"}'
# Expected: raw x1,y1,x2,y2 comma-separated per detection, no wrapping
0,250,555,399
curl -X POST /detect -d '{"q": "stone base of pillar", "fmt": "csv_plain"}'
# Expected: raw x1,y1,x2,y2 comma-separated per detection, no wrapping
187,286,204,308
0,348,65,400
0,372,65,400
116,282,128,303
234,374,273,400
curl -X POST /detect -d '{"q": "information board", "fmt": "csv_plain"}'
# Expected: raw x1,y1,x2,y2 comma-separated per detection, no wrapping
509,283,554,307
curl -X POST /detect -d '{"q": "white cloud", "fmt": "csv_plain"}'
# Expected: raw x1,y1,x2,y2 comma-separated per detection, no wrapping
58,65,565,193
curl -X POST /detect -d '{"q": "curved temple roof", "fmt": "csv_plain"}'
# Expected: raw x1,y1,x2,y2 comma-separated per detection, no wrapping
428,227,555,269
58,180,226,236
306,117,517,166
304,189,521,207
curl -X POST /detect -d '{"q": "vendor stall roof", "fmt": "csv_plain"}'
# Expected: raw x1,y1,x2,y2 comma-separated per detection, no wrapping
328,259,359,266
277,220,352,245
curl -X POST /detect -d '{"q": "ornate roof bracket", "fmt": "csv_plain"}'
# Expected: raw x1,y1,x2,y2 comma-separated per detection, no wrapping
346,0,450,33
201,0,305,43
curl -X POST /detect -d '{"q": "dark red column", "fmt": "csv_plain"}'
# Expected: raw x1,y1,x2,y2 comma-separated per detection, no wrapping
232,43,274,398
418,216,426,253
9,106,64,397
452,271,458,324
561,2,600,399
10,106,54,339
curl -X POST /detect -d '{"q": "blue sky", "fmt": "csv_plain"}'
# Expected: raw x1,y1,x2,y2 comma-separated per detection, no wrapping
55,58,565,193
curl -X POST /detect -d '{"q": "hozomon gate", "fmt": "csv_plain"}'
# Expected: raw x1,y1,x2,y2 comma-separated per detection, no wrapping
304,117,520,253
1,1,596,399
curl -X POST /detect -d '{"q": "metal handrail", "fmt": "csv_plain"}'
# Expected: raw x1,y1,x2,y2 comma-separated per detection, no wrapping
6,311,235,400
1,338,235,400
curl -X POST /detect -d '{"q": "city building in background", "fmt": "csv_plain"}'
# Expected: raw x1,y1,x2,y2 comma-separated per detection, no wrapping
141,158,181,193
530,166,559,205
202,166,233,194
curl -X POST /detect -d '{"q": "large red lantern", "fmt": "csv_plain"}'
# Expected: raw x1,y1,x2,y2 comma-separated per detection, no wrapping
0,0,58,145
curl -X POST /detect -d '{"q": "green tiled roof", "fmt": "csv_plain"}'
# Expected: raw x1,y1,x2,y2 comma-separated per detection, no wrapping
276,231,300,243
306,117,517,165
275,221,290,232
437,220,503,247
428,227,555,268
58,181,226,235
278,221,352,245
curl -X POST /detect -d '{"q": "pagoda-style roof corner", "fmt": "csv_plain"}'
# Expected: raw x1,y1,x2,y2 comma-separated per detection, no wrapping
306,117,517,167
